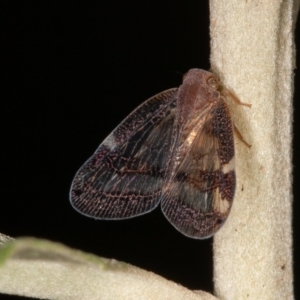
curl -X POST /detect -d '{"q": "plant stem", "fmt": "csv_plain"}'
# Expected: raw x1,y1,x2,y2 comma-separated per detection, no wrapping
209,1,298,299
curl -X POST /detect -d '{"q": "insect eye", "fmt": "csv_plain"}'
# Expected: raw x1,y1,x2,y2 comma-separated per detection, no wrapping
207,76,219,90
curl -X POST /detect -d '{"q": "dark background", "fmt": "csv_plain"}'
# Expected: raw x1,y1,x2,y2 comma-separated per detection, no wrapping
1,1,299,299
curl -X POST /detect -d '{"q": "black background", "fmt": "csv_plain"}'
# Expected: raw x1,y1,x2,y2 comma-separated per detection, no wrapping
1,1,299,299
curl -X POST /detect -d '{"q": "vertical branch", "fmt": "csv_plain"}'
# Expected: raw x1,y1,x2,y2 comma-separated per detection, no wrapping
209,1,298,299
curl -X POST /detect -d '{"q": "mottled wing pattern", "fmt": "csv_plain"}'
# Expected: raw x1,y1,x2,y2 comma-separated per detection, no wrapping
70,89,178,219
161,99,235,238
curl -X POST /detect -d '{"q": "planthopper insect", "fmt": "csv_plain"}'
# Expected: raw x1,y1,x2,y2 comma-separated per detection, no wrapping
70,69,250,239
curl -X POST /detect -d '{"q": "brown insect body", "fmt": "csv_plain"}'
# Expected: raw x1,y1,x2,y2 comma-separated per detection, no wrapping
70,69,238,239
161,70,235,238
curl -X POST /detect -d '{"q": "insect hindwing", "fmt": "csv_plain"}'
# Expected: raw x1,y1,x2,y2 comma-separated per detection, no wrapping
70,69,236,239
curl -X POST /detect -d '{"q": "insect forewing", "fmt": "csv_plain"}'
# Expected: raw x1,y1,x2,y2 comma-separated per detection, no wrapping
161,99,236,238
70,89,178,219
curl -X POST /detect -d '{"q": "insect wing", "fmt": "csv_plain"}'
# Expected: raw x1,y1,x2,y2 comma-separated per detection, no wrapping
161,99,236,238
70,88,178,219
